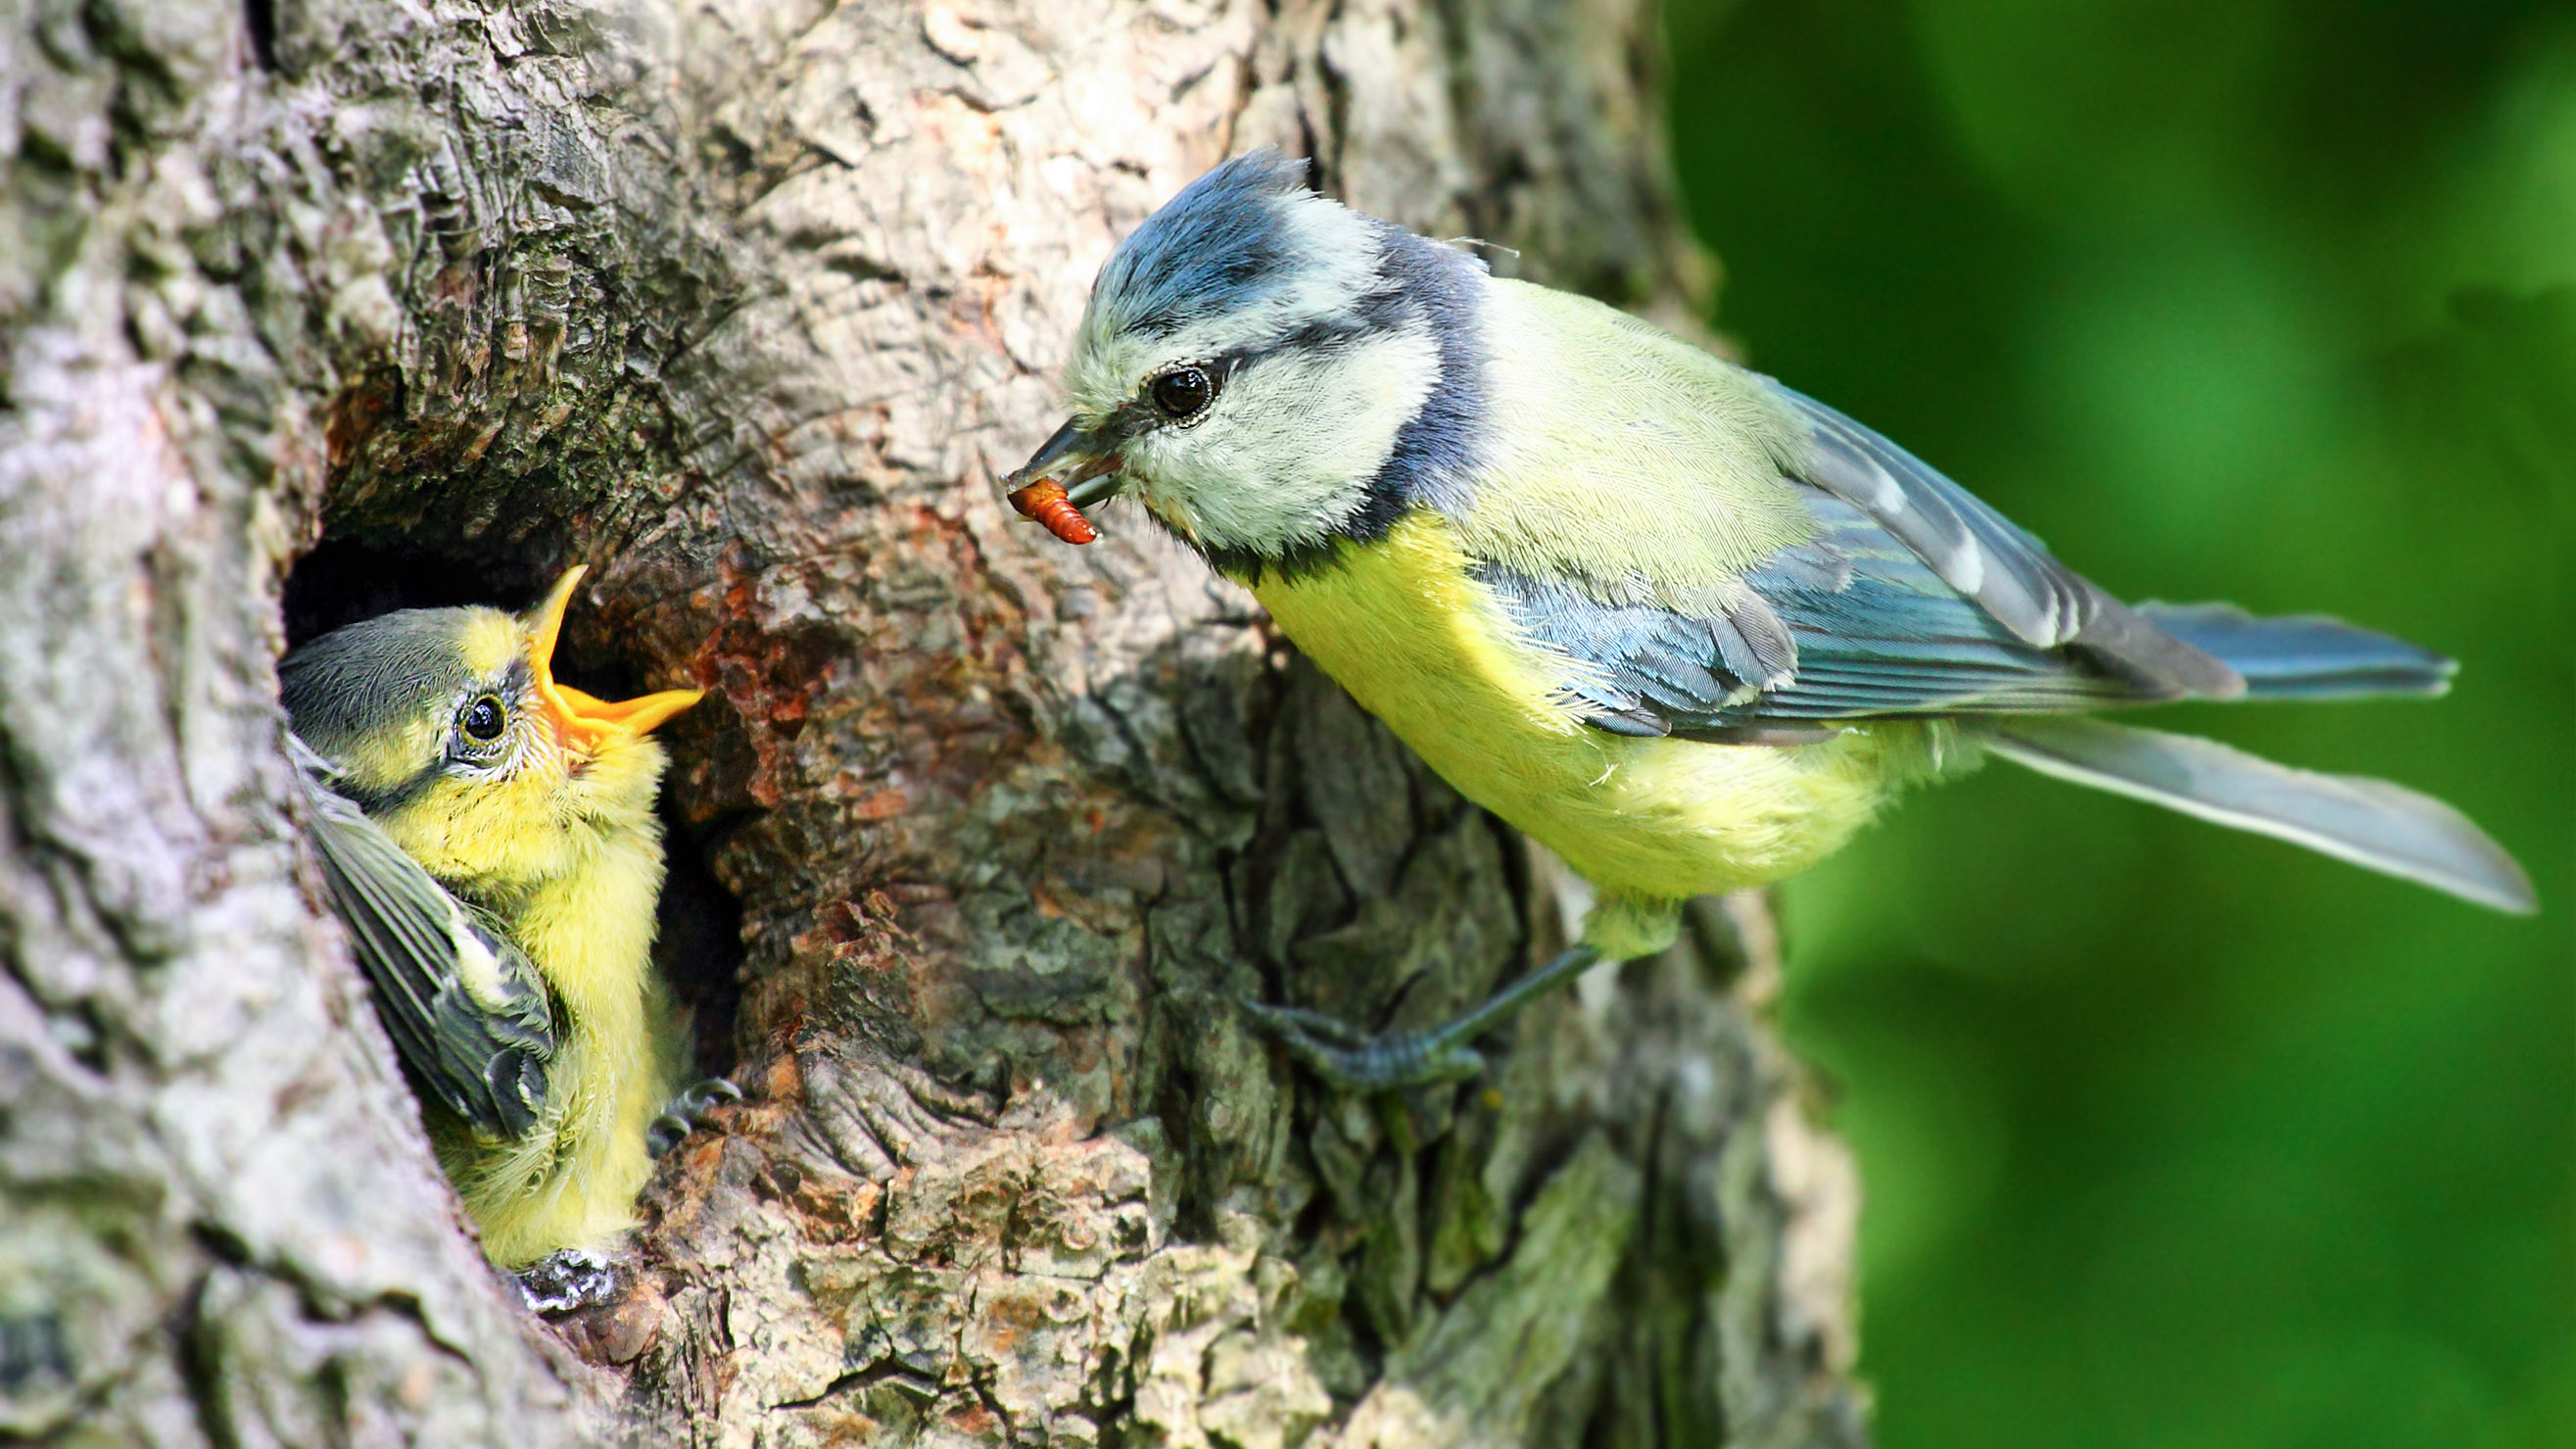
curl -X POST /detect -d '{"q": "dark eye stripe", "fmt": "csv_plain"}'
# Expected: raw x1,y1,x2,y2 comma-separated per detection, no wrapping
348,757,448,816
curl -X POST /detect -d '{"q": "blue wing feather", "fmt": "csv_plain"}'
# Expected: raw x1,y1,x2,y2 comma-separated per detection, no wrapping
1481,483,2160,736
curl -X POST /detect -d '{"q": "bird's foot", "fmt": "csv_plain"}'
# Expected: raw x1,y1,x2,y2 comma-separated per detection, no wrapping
1238,942,1607,1094
646,1076,742,1158
516,1248,620,1315
1234,997,1488,1093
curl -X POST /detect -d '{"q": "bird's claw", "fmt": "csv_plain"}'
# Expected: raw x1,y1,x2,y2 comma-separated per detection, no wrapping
516,1248,620,1314
646,1076,742,1157
1236,995,1488,1093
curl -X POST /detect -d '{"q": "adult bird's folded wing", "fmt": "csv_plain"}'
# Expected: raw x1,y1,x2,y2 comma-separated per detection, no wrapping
289,737,557,1136
1484,476,2210,739
1479,379,2275,741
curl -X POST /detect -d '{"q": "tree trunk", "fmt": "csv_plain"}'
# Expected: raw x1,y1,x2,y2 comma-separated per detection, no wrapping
0,0,1867,1442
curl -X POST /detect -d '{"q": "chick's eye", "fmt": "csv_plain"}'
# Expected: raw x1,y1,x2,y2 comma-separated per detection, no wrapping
460,696,506,743
1149,366,1214,423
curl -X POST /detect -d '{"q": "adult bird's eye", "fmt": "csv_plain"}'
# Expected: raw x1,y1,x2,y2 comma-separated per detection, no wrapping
461,696,506,742
1149,366,1214,423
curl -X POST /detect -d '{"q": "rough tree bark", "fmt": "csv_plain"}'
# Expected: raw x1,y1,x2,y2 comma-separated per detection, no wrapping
0,0,1868,1443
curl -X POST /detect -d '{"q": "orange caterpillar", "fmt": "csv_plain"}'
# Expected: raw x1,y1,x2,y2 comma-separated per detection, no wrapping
1008,478,1097,545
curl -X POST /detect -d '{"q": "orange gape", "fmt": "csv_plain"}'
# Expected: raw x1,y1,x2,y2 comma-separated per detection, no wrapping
1008,478,1097,545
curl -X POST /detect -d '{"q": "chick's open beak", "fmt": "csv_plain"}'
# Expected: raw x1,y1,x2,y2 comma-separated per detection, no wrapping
525,566,703,749
1008,418,1125,509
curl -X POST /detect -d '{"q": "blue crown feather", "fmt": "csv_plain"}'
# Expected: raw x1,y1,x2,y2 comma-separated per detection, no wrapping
1092,149,1313,338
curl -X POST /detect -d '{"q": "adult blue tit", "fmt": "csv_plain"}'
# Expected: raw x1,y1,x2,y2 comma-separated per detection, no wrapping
1006,150,2536,1091
281,566,708,1267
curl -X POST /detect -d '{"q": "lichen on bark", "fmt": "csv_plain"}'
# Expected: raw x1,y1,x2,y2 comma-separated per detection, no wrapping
0,0,1866,1443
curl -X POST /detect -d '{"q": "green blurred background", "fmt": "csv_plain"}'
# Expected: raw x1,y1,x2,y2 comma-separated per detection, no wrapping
1662,1,2575,1444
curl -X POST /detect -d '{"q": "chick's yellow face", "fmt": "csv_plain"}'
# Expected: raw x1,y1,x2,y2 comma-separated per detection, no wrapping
297,568,701,897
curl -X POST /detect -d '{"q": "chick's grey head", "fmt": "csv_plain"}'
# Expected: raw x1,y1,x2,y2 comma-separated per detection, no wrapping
282,604,534,810
281,568,700,817
1016,150,1488,577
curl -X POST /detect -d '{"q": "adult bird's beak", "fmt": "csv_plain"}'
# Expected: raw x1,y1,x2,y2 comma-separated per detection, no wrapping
1007,417,1125,509
524,566,703,749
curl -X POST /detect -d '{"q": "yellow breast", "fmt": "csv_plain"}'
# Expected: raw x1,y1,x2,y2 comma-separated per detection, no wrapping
401,740,682,1267
449,834,676,1268
1253,511,1942,905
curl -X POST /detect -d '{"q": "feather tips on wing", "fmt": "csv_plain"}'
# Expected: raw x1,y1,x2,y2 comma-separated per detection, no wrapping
1782,385,2090,648
289,738,554,1137
1776,385,2242,700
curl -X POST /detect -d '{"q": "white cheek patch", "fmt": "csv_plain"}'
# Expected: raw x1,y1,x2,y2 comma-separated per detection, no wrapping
1128,322,1441,557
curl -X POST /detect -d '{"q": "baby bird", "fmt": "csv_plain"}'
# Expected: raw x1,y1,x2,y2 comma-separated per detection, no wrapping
1008,150,2534,1091
282,566,704,1267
